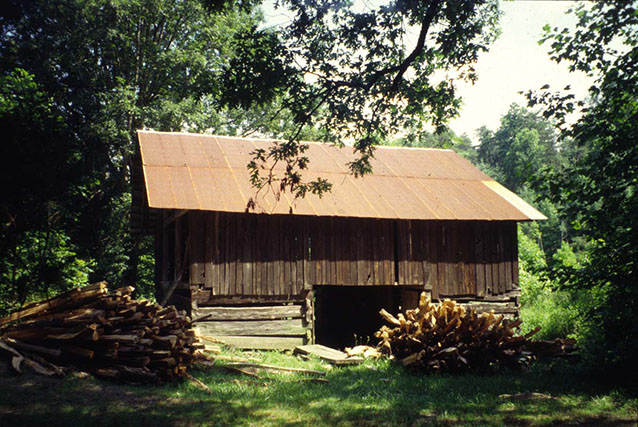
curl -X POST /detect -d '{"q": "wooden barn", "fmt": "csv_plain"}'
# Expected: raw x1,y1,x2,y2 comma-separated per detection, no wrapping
132,130,545,349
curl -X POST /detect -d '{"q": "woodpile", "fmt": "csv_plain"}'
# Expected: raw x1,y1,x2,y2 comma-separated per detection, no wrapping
0,282,199,383
375,292,574,373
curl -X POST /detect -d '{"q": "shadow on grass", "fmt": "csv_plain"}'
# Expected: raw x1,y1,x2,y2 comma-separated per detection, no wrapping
1,360,637,426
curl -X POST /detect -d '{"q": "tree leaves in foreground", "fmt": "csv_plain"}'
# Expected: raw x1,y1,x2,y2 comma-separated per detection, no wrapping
530,1,638,377
221,0,502,204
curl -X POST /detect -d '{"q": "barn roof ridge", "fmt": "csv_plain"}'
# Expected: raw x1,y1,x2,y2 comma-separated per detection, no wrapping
137,129,455,153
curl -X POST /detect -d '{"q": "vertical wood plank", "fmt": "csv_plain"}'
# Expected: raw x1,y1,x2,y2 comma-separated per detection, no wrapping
154,213,163,288
332,217,339,285
274,215,282,295
233,215,242,296
440,221,451,295
396,221,405,285
226,213,235,296
296,216,305,293
387,220,395,285
302,215,311,289
511,222,520,287
306,216,315,286
204,213,214,292
422,221,432,288
488,222,499,296
430,222,440,300
474,221,486,297
372,219,380,285
174,215,182,283
497,222,507,295
161,211,170,283
254,214,262,296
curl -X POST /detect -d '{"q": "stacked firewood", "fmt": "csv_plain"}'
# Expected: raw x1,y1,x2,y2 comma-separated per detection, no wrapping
375,292,573,373
0,282,198,383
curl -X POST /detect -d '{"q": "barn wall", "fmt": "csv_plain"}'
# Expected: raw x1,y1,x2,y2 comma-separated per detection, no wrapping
396,220,519,299
181,211,519,304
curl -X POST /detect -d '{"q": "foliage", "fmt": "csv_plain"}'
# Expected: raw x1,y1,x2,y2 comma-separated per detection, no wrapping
223,0,502,203
477,103,558,194
517,226,577,340
0,0,258,308
529,1,638,376
385,128,478,163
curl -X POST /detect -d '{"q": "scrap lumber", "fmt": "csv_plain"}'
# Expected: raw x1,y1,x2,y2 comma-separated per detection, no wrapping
375,292,575,373
294,344,364,365
0,282,199,383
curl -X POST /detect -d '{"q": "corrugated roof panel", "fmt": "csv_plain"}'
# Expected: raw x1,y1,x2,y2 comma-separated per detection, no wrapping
178,134,209,167
189,167,224,211
168,166,200,210
443,152,493,181
363,175,426,219
350,175,401,218
137,131,545,221
144,166,177,208
483,181,547,220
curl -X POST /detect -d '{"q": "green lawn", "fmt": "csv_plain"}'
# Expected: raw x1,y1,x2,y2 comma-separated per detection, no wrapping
1,349,636,426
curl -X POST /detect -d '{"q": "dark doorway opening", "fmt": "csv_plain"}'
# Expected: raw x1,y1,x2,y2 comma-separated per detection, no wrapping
314,286,402,349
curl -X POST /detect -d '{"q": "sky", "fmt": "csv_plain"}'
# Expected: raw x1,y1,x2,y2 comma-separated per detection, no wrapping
447,1,593,139
261,0,594,142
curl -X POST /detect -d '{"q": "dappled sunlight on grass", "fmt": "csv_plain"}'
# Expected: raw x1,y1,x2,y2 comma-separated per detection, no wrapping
1,350,637,426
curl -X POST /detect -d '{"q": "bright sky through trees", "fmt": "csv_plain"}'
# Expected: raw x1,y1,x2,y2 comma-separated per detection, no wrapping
261,0,594,141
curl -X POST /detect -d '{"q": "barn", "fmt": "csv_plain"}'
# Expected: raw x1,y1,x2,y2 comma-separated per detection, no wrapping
132,130,545,349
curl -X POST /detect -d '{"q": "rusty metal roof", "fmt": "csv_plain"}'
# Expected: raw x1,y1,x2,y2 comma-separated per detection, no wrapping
137,130,546,221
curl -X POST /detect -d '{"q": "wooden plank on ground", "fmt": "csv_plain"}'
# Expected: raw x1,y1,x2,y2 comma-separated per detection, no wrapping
294,344,363,365
196,319,306,336
192,305,303,320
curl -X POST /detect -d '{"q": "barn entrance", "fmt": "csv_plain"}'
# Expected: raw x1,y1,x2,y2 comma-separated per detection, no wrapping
314,286,404,349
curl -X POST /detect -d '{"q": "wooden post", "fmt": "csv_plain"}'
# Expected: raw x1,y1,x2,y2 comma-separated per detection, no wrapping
304,289,314,345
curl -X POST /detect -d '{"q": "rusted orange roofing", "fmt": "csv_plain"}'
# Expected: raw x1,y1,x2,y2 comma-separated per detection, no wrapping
137,130,546,221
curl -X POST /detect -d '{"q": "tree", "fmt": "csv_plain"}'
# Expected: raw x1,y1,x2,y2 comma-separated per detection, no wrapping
529,1,638,377
220,0,502,202
0,0,258,299
477,103,558,193
0,69,92,313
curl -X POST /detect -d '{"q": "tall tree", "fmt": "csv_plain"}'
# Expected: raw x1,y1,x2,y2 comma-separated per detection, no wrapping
529,1,638,376
477,103,558,193
0,0,257,299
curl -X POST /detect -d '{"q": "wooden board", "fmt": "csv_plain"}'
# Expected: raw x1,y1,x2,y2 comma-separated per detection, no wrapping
196,319,306,336
294,344,363,365
192,305,303,320
213,335,306,350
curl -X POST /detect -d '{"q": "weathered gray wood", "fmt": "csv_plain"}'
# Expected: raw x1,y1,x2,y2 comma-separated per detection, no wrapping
213,335,306,349
459,302,518,315
192,305,303,321
197,319,306,336
294,344,363,365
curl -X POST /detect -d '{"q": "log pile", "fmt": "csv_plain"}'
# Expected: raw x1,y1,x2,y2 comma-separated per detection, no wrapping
375,292,574,373
0,282,199,383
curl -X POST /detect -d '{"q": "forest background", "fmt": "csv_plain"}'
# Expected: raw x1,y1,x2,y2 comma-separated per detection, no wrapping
1,0,636,380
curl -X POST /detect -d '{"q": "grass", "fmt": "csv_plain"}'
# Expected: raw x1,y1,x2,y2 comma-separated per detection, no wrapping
1,348,637,426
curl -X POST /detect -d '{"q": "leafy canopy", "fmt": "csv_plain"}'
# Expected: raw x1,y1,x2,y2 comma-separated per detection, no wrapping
221,0,502,204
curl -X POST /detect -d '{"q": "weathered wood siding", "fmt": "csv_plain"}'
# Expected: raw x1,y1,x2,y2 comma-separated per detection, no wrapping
396,220,518,298
180,211,518,301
